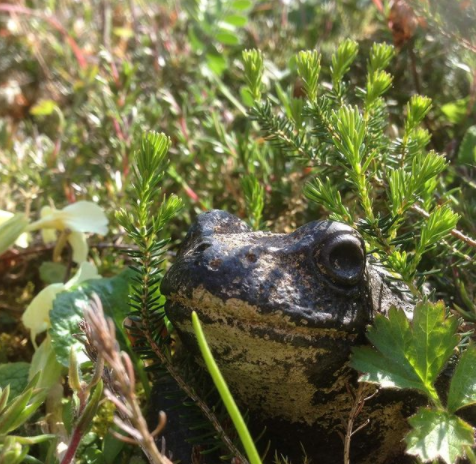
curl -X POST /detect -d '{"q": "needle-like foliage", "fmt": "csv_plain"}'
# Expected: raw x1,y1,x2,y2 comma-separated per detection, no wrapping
116,132,249,462
242,43,468,298
242,41,476,464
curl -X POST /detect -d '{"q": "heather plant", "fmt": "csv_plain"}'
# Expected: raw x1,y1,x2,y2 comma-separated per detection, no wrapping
0,1,475,464
242,42,476,463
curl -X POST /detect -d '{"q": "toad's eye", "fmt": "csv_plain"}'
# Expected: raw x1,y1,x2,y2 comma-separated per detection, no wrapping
316,233,366,285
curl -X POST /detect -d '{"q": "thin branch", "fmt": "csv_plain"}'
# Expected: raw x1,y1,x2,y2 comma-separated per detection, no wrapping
343,383,377,464
411,204,476,248
151,412,167,438
141,306,249,464
110,429,138,445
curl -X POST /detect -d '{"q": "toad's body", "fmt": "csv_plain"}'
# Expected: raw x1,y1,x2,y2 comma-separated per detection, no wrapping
161,210,415,463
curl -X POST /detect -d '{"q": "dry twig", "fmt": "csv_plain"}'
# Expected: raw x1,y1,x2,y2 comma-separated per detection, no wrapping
81,294,173,464
341,383,379,464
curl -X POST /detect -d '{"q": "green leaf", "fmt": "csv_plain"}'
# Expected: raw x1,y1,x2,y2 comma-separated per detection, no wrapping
49,268,133,366
447,345,476,413
240,86,255,107
0,437,28,464
351,308,428,393
102,429,126,464
457,125,476,166
76,381,103,434
29,336,63,389
6,434,55,445
206,53,228,76
0,214,29,255
368,42,394,75
331,105,366,166
366,70,392,106
303,177,352,223
231,0,252,10
242,49,264,101
39,262,67,284
418,206,459,253
411,301,459,391
216,31,240,46
441,98,469,125
82,447,106,464
0,384,46,434
30,99,57,116
351,301,459,403
351,345,426,391
0,363,30,400
406,95,432,132
405,409,474,464
188,27,205,52
241,175,264,231
223,14,248,27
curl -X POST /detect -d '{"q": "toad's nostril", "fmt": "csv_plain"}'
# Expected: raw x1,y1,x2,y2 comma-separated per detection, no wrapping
316,234,365,285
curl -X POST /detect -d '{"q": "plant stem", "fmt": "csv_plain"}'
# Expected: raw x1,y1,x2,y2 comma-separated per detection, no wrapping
136,229,248,462
60,427,82,464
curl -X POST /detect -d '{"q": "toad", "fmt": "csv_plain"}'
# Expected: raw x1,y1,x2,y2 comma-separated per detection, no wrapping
161,210,416,464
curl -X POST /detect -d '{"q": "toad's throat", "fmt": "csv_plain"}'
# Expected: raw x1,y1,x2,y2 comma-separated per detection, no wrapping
165,288,362,425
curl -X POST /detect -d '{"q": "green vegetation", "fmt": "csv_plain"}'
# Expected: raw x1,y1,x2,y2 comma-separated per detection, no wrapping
0,1,475,463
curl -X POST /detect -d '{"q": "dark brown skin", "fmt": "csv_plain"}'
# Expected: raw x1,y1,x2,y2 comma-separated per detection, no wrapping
160,210,418,464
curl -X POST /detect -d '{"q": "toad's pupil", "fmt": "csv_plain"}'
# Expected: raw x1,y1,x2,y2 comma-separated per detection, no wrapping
328,240,364,282
319,234,365,285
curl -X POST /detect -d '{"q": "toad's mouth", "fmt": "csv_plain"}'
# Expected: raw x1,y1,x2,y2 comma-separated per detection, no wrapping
164,285,365,339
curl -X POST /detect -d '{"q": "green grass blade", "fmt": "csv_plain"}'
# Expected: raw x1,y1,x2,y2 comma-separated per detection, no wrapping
191,311,262,464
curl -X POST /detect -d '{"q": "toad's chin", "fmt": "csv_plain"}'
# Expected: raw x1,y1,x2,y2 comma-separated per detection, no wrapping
163,295,364,426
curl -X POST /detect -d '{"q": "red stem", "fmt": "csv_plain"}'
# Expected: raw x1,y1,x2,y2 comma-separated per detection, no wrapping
0,4,87,69
60,426,83,464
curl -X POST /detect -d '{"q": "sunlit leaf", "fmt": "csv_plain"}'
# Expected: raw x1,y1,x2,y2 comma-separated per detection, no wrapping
405,409,474,464
231,0,252,10
30,99,57,116
441,98,469,125
216,31,240,46
206,53,228,76
447,345,476,413
411,301,459,388
223,14,248,27
351,301,459,403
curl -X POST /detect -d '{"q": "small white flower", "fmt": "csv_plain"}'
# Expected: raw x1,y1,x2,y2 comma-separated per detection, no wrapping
67,231,89,264
27,201,108,264
22,261,101,345
28,201,108,234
